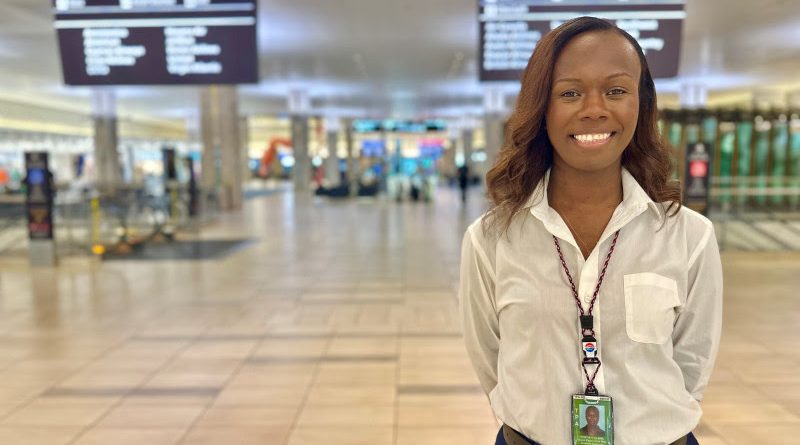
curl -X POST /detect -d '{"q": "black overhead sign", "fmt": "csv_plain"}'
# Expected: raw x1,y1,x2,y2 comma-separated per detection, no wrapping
478,0,686,82
53,0,258,85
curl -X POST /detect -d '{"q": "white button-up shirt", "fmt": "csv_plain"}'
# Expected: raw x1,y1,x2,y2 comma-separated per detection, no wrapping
459,168,723,445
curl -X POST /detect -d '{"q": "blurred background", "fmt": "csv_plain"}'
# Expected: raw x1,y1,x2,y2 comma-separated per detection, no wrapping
0,1,797,444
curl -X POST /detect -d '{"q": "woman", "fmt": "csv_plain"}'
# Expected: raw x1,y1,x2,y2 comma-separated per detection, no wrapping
459,17,722,445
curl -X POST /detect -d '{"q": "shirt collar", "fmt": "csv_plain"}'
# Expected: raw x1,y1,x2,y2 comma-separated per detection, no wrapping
525,167,662,223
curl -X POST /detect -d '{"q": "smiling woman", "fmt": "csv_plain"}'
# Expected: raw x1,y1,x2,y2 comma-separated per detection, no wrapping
459,16,722,445
482,17,680,238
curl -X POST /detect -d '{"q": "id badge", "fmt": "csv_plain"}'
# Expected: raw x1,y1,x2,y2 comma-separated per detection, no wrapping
571,394,614,445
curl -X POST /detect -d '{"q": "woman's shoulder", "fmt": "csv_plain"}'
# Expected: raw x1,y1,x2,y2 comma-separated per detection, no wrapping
659,203,715,247
464,213,502,251
672,204,713,230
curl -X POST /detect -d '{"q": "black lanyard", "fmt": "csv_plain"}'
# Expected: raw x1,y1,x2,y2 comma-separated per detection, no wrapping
552,230,620,395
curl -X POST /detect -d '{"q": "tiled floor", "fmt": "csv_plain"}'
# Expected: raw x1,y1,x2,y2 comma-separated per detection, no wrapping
0,187,797,444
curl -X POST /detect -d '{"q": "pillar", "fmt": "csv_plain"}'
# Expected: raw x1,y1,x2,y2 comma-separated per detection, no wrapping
443,137,457,179
240,117,251,183
324,117,341,186
483,88,507,182
288,90,311,193
344,118,357,196
291,116,311,192
92,88,121,187
200,85,243,210
679,83,708,109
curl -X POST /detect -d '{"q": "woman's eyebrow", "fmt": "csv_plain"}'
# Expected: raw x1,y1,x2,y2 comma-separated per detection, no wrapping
553,72,634,85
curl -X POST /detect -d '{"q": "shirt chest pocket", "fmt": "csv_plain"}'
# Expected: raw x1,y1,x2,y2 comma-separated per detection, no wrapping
623,273,681,344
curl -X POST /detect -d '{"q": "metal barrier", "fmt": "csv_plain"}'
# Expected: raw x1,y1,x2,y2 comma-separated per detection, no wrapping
707,176,800,251
0,184,219,258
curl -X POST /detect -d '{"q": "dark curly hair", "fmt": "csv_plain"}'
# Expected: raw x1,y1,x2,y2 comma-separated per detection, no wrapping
483,16,681,236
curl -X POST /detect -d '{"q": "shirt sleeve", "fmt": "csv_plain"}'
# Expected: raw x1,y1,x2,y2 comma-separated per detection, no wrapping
458,227,500,396
672,223,723,401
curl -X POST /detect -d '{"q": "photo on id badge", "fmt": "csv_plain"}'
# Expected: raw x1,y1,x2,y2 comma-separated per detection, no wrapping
572,395,613,445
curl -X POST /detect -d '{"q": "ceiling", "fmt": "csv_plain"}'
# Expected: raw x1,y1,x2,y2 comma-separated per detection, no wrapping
1,0,799,125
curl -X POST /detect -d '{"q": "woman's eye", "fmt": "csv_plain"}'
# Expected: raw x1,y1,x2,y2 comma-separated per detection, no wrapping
608,88,627,96
560,91,579,98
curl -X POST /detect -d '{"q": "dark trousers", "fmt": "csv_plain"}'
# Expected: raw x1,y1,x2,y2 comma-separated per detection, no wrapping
494,426,700,445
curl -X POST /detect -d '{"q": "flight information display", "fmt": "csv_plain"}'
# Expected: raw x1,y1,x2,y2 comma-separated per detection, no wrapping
479,0,686,81
53,0,258,85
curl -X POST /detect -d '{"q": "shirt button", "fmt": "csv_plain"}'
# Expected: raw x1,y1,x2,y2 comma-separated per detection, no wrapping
583,295,591,304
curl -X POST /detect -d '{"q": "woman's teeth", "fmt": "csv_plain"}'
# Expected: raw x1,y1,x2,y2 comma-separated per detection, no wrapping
573,133,612,144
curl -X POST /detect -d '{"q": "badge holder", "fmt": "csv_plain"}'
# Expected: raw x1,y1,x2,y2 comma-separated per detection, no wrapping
552,234,620,445
571,394,614,445
580,316,600,365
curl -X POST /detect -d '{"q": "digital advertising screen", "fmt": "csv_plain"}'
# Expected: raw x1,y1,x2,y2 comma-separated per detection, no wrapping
53,0,259,85
478,0,686,81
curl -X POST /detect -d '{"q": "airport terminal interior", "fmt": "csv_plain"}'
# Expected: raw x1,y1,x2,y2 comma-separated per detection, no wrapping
0,0,799,444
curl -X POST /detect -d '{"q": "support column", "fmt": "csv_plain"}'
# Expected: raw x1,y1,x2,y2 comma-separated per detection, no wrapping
679,83,708,109
324,117,341,186
92,88,121,187
483,114,505,180
442,137,457,179
344,118,357,196
200,85,242,211
288,90,311,193
240,117,251,184
483,88,507,182
291,116,311,192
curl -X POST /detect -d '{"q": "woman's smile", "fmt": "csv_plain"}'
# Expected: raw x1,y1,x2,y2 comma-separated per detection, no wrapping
571,132,616,148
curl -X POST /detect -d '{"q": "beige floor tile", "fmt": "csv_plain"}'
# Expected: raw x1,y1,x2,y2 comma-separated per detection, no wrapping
123,394,216,405
1,400,114,427
730,363,800,384
305,385,395,406
80,358,167,373
142,372,232,388
160,358,243,375
0,371,64,387
0,386,48,406
397,426,499,445
227,364,317,388
326,337,398,356
58,371,151,388
707,367,744,385
398,402,496,426
72,428,186,445
176,341,258,360
0,426,85,445
253,339,329,357
5,359,86,373
397,392,488,406
96,403,207,429
296,404,394,426
288,426,393,445
399,365,481,386
753,383,800,402
314,363,396,386
690,437,727,445
193,406,298,427
714,422,800,445
213,387,308,407
702,383,771,403
178,426,291,445
400,354,473,369
700,401,799,424
400,338,466,357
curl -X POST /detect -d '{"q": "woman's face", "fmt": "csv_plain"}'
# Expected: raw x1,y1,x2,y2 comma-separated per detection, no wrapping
545,30,641,175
